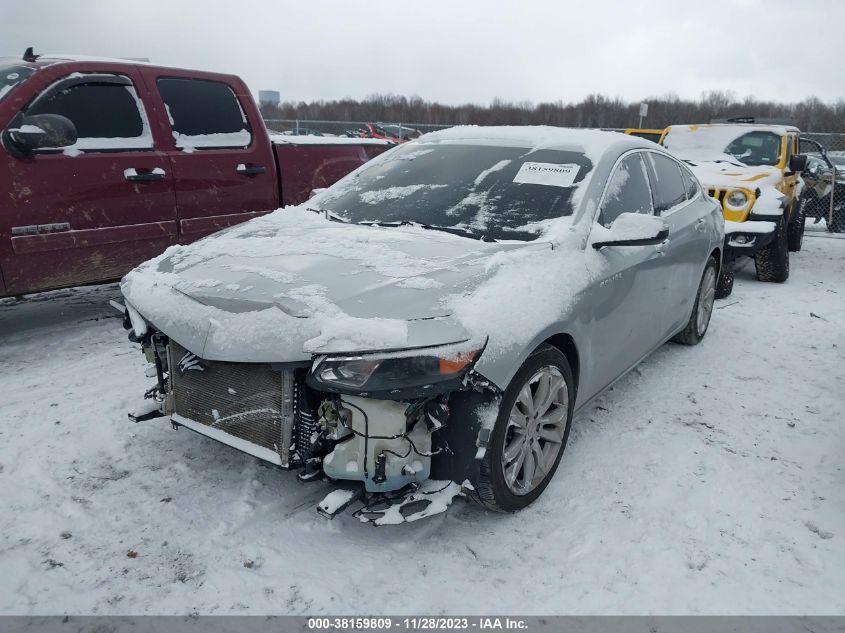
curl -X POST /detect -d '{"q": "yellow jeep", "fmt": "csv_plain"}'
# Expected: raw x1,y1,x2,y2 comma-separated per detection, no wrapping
660,122,807,297
623,128,666,144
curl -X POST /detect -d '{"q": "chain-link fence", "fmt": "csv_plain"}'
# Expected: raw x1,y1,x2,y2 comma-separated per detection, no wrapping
799,134,845,236
262,118,453,140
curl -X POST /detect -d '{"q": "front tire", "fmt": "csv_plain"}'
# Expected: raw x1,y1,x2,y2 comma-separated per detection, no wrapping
787,204,805,252
755,217,789,283
673,257,717,346
473,345,574,513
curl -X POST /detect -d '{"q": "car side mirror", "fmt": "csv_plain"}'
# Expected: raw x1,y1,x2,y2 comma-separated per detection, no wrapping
789,154,808,174
5,114,78,155
592,212,669,250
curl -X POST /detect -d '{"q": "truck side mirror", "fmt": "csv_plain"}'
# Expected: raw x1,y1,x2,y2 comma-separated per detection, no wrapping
789,154,808,174
5,114,78,155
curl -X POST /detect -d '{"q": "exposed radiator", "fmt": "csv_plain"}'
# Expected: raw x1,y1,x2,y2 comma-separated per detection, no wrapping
168,341,297,467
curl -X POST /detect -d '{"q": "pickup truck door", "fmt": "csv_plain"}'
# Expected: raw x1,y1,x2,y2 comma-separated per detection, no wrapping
140,70,278,241
0,70,177,295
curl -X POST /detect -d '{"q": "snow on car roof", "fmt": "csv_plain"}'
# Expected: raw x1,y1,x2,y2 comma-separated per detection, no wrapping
39,53,155,65
419,125,647,162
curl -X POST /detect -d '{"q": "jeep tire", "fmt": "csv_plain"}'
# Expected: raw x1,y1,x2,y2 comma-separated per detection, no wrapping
787,204,805,252
755,217,789,283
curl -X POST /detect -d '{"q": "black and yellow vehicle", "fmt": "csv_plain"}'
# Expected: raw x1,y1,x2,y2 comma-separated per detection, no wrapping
624,128,665,144
660,123,807,297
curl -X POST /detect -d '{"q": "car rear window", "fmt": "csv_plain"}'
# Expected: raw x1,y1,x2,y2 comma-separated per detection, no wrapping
157,77,251,149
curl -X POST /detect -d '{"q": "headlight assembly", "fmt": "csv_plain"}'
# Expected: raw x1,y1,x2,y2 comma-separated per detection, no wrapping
725,189,750,209
309,343,483,396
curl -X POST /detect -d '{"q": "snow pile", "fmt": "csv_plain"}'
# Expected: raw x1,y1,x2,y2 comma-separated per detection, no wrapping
724,220,776,235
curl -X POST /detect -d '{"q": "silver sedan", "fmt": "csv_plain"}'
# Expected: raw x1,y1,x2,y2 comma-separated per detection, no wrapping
121,126,724,519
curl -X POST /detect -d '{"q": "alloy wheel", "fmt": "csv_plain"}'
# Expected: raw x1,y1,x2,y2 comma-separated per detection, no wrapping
501,366,569,495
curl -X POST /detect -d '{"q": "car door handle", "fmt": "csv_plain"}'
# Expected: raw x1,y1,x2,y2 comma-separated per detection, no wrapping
236,163,267,177
695,218,707,232
655,239,670,255
124,167,166,182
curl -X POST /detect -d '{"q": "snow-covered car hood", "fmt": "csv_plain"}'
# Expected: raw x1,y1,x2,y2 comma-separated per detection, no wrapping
121,207,550,362
678,158,782,191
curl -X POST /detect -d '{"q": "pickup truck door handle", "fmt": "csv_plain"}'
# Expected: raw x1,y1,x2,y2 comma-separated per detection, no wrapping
694,218,707,232
124,167,166,182
236,163,267,177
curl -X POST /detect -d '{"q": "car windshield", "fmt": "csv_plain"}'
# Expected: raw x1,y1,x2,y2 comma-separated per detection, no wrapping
662,126,784,167
316,142,594,241
0,64,35,103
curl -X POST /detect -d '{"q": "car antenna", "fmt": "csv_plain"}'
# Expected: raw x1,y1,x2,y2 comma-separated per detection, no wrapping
23,47,40,62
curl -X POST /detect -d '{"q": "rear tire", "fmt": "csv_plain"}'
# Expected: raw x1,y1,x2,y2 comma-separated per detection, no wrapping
673,257,718,346
755,217,789,283
473,345,574,513
787,204,805,252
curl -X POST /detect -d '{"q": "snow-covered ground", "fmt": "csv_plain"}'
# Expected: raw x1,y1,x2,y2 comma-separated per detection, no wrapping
0,236,843,616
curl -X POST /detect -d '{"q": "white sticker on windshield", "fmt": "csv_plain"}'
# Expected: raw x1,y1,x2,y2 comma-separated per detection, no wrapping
513,162,580,187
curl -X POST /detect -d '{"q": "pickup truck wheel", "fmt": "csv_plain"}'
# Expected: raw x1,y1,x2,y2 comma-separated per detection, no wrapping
787,205,805,252
673,257,717,346
472,345,574,513
754,217,789,283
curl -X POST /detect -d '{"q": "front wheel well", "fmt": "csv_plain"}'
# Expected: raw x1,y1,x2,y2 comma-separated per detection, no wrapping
710,247,722,273
539,333,580,398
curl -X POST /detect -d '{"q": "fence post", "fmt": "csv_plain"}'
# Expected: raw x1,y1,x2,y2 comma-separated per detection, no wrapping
830,165,837,227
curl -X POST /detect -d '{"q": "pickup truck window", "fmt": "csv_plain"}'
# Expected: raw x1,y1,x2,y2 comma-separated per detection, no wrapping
156,78,252,150
27,76,153,153
1,64,35,102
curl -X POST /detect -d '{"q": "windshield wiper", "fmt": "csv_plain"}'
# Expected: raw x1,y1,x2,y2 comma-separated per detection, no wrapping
358,220,495,242
305,207,348,223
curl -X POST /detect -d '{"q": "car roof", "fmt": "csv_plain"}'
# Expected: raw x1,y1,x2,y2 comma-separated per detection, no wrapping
418,125,657,161
666,123,800,134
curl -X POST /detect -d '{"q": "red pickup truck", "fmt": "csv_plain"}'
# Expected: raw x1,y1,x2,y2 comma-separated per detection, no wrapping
0,53,391,298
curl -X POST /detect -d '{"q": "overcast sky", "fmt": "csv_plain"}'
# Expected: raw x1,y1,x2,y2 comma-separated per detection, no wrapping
2,0,842,106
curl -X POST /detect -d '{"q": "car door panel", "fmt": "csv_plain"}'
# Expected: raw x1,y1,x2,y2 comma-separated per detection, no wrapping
582,151,676,401
0,69,177,295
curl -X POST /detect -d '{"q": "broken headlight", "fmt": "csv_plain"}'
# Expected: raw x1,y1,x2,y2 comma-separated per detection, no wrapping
309,344,482,396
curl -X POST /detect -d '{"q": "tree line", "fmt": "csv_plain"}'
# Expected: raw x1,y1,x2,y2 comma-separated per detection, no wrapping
260,91,845,133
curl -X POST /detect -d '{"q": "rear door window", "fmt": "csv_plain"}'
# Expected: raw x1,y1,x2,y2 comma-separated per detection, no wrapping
156,78,251,150
27,76,152,153
679,162,700,199
599,153,653,227
646,152,687,214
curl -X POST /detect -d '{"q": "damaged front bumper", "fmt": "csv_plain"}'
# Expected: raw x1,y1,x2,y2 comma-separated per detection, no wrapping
116,301,497,522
